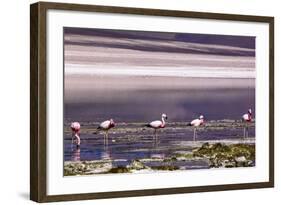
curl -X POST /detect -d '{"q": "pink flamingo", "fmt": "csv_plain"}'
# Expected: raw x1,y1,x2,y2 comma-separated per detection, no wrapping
97,119,115,146
242,109,252,139
145,113,168,142
71,122,81,147
188,115,204,141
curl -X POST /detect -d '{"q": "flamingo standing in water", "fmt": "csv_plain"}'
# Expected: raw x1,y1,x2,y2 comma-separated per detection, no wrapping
145,113,168,143
97,119,115,146
188,115,204,141
71,122,81,147
242,109,252,139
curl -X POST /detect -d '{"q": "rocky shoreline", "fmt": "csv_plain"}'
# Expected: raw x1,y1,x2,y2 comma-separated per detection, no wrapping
64,141,255,176
193,142,255,168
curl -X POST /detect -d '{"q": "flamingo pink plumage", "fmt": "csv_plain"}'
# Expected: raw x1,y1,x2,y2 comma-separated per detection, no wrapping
188,115,204,141
145,113,168,143
242,109,252,138
97,119,115,146
71,122,81,147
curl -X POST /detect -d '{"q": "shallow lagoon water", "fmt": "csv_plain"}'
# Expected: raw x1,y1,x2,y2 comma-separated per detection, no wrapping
64,121,255,170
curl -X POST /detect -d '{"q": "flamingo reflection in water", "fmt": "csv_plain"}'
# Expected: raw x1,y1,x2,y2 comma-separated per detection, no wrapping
71,147,81,161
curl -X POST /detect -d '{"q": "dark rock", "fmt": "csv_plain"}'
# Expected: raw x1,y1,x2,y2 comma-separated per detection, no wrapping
108,167,130,173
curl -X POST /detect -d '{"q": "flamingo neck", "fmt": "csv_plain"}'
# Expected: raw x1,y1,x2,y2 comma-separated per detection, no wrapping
161,117,166,126
73,130,79,136
75,133,80,138
74,134,81,146
248,113,252,121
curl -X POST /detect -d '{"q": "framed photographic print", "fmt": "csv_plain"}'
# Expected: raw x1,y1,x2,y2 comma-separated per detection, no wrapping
30,1,274,202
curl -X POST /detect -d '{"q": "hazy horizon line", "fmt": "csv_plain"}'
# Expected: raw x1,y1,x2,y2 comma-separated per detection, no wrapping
65,64,255,79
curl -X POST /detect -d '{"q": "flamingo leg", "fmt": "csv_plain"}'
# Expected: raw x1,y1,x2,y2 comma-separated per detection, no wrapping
104,132,106,146
75,134,80,148
193,128,196,141
246,125,249,138
153,129,156,143
243,126,246,140
106,131,109,146
72,132,78,144
71,133,74,150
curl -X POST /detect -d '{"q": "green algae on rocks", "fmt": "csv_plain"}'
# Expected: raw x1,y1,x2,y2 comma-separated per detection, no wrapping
193,142,255,168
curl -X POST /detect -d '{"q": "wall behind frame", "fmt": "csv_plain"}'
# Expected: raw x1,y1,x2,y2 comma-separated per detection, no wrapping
0,0,279,205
